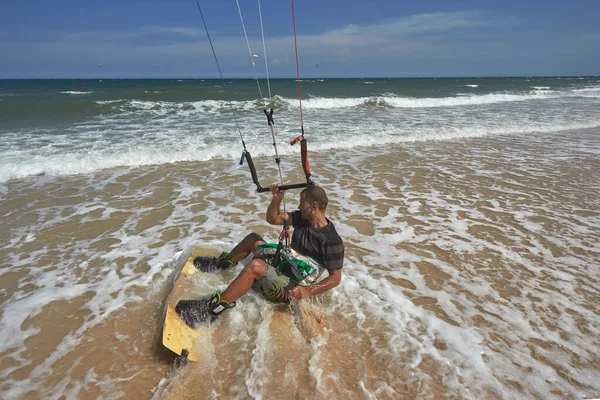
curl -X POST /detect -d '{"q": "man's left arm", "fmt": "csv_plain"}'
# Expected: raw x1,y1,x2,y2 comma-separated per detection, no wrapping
288,269,342,299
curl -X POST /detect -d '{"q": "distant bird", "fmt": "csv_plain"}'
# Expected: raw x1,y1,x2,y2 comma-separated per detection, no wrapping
99,64,102,68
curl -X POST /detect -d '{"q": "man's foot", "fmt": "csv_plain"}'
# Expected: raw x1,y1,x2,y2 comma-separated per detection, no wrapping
175,290,236,328
193,251,236,272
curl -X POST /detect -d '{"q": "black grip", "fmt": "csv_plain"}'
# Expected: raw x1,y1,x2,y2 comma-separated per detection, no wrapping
245,151,261,187
256,182,307,193
278,183,308,191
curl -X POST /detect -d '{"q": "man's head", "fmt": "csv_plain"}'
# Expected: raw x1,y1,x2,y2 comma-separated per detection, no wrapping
298,186,328,221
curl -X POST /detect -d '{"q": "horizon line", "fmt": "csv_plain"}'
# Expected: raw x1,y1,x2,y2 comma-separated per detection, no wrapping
1,75,599,80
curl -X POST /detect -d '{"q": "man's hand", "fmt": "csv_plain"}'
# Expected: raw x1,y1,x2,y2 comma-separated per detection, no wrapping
287,286,309,300
269,184,286,199
266,184,290,225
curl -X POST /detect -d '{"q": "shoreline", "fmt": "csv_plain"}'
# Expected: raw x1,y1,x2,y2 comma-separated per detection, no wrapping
1,125,599,187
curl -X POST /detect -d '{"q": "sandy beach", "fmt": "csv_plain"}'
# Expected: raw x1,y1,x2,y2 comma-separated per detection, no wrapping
1,125,599,399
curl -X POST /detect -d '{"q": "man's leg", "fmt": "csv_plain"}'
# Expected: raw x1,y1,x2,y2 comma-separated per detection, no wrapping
220,258,267,303
176,233,269,327
194,232,265,272
225,232,265,264
176,258,268,327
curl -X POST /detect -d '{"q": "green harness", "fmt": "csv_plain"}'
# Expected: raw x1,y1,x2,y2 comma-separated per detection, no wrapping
257,243,326,287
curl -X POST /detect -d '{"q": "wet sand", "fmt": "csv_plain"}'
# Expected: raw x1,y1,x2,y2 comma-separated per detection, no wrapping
1,128,599,399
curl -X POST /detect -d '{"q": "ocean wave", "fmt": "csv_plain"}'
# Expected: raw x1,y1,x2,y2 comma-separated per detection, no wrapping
80,86,600,117
60,91,93,95
96,100,123,105
568,86,600,99
2,118,599,183
571,86,600,93
287,96,393,109
465,84,479,88
92,96,293,117
287,92,559,109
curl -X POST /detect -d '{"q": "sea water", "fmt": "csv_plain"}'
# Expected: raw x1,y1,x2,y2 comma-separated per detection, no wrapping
0,77,599,399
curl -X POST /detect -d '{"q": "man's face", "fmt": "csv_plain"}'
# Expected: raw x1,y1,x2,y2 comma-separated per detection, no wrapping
298,194,314,221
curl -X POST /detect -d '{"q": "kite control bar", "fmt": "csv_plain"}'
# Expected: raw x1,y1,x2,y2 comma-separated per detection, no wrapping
238,107,313,193
242,148,312,193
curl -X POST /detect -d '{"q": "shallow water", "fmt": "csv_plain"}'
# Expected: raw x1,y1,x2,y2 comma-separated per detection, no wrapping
1,126,599,399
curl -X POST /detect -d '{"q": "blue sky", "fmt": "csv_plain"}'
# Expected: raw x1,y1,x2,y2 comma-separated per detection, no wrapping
1,0,599,78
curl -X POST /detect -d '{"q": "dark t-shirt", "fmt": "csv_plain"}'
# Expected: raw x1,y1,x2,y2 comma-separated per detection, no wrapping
290,210,344,271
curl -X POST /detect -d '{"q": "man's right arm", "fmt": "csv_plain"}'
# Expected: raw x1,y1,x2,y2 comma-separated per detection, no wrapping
265,185,293,226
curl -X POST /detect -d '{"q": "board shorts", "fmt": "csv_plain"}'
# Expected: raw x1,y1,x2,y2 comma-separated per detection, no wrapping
251,243,328,303
251,260,296,303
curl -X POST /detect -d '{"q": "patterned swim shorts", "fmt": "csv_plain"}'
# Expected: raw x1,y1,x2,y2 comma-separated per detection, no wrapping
251,260,296,303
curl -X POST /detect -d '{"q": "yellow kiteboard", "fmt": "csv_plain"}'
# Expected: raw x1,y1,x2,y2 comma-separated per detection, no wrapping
162,247,219,362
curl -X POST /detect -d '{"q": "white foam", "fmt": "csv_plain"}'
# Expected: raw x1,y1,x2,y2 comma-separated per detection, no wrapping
2,82,600,187
3,131,600,399
79,87,600,115
308,334,328,393
284,92,559,109
3,111,600,184
245,305,273,398
75,88,584,114
572,86,600,92
60,91,93,95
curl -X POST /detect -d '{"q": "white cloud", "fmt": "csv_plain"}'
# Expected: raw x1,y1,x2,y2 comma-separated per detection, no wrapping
62,26,205,44
1,12,598,77
325,11,489,38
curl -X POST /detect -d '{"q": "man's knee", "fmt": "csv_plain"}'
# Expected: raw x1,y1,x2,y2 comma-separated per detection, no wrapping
244,259,267,278
244,232,264,245
243,232,265,255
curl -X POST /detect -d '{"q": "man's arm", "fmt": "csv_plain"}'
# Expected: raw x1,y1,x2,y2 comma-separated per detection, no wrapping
288,269,342,299
265,185,293,226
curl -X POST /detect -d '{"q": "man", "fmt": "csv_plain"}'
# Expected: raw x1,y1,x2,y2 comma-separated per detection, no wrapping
176,185,344,327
